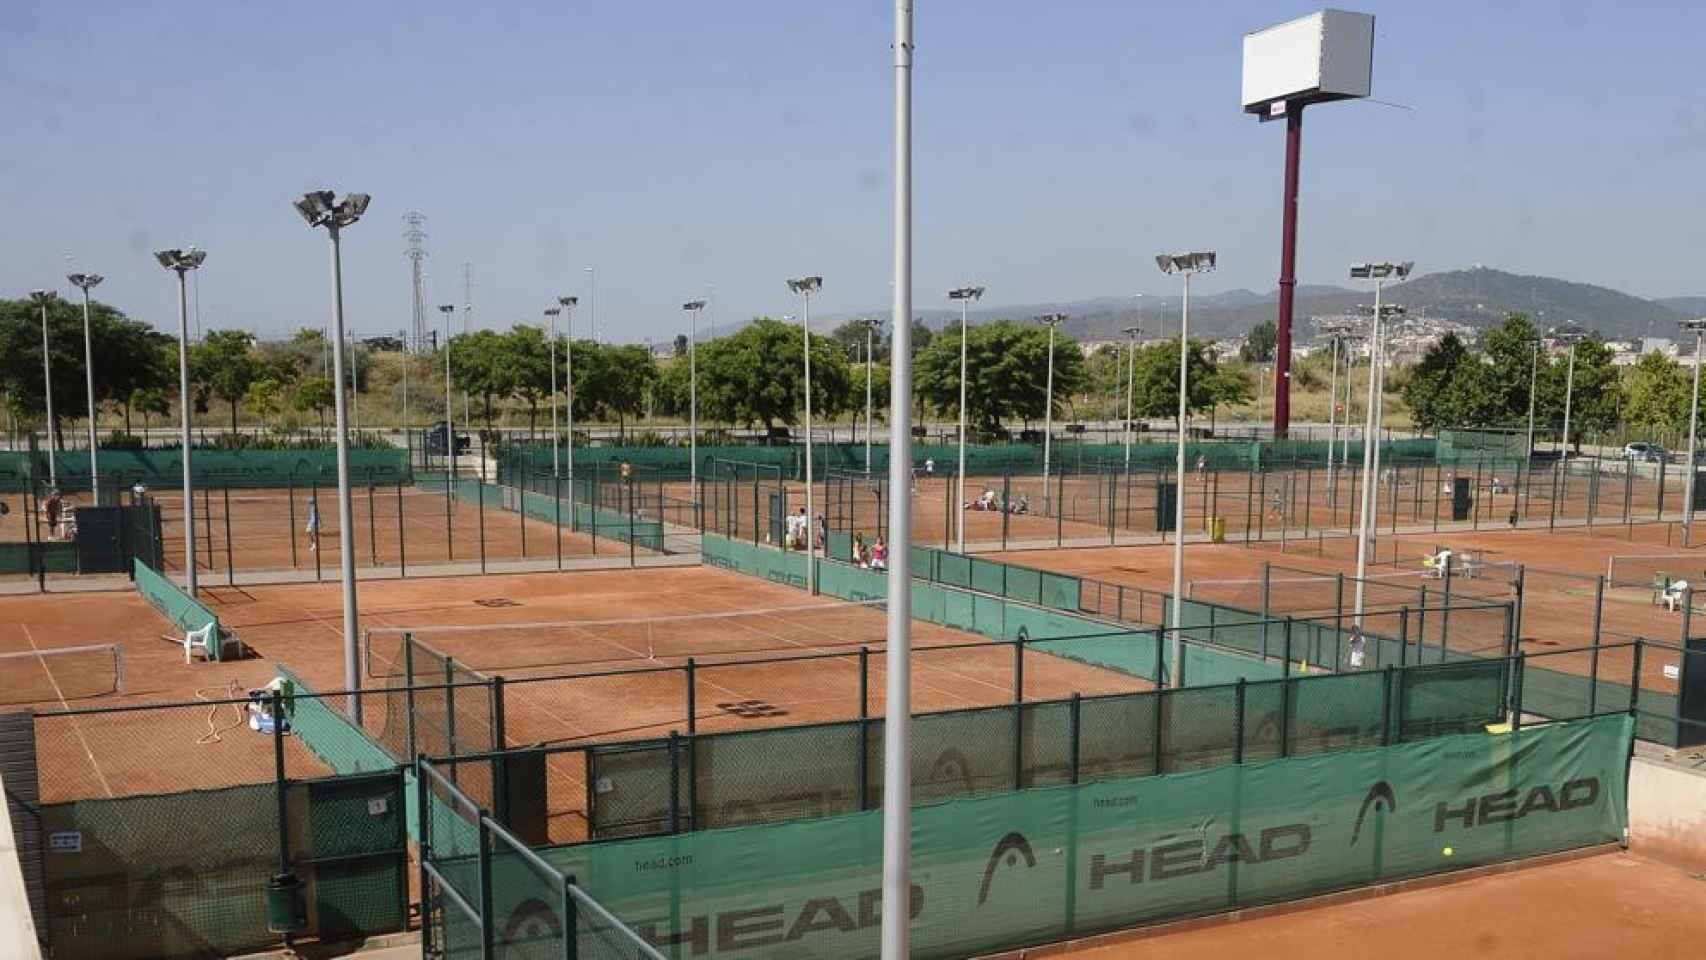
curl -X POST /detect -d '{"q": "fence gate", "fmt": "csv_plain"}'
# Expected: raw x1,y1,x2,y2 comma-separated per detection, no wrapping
293,770,410,942
586,739,691,840
73,506,125,574
0,711,47,956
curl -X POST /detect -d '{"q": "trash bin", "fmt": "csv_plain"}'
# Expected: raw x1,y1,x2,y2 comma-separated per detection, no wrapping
1209,516,1226,543
266,872,306,934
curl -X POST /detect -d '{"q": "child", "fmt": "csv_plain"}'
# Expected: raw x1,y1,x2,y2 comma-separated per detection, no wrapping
44,489,64,540
870,536,888,570
305,496,321,552
1347,625,1367,671
852,532,868,567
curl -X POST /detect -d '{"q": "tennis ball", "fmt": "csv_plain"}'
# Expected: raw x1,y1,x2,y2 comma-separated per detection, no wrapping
1442,846,1454,857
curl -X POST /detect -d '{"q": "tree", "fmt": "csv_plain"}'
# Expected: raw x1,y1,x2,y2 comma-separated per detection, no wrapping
1480,313,1546,423
1402,333,1473,430
1538,337,1619,448
689,317,852,432
914,320,1086,431
1240,320,1277,363
577,343,659,440
1622,351,1689,432
673,333,689,358
192,330,262,431
130,387,170,436
243,378,283,429
294,376,335,431
504,325,554,435
0,295,174,442
449,330,517,428
1203,365,1255,431
1124,338,1223,420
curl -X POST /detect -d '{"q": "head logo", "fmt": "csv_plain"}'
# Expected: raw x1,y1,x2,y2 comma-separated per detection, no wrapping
1351,781,1397,846
977,832,1036,905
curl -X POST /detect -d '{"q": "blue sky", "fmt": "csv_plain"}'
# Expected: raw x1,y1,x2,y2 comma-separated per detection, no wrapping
2,1,1703,343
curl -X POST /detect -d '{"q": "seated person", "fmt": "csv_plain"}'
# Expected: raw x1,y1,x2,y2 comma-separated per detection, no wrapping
1664,578,1691,612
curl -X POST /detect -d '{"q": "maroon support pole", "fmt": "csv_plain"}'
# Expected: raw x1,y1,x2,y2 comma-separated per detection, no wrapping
1273,106,1303,439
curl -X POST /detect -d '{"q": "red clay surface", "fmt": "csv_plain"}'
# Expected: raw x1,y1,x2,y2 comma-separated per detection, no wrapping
1011,852,1703,960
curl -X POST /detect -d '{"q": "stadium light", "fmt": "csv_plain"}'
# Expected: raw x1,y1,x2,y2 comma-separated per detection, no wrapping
1315,320,1358,505
28,290,60,488
437,305,457,481
1122,325,1143,471
153,248,206,595
558,296,579,484
949,285,985,551
787,276,824,593
1154,252,1215,685
1348,260,1414,621
1520,333,1544,460
683,299,707,490
295,189,369,721
1550,326,1589,465
67,273,105,504
1682,319,1706,542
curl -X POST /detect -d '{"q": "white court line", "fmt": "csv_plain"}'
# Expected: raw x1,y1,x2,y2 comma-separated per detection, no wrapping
19,624,114,799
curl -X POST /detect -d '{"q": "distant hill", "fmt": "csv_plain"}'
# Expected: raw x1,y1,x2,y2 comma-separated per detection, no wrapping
706,268,1688,345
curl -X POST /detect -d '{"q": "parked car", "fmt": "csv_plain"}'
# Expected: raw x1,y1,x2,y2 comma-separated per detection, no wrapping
1622,442,1667,462
426,420,471,455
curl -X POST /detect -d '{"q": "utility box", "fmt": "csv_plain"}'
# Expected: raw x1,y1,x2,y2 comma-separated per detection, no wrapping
1157,481,1178,533
1451,477,1472,521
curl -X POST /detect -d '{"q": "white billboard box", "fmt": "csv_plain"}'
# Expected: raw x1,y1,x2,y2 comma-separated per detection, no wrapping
1242,9,1374,117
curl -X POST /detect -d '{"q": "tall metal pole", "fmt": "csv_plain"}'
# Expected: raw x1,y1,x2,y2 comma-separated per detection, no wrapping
1273,108,1303,439
803,290,816,593
546,308,561,475
865,322,875,473
1352,282,1385,620
586,266,596,341
439,305,455,479
69,278,105,503
881,2,914,955
326,224,362,720
956,296,970,552
34,294,58,487
174,274,196,594
690,305,699,489
565,304,576,486
1684,326,1704,540
1325,334,1339,496
1560,341,1578,461
1042,320,1057,506
1122,329,1138,471
1169,273,1191,683
1525,339,1539,458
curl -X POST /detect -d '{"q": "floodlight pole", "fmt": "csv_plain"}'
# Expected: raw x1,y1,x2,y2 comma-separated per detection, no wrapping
438,305,455,479
558,297,578,487
154,255,203,596
1170,274,1192,682
880,1,914,955
1273,108,1303,439
1352,287,1387,621
950,287,983,552
1683,322,1705,541
324,221,362,719
786,279,823,593
1038,314,1066,510
1325,333,1339,496
1122,327,1140,471
683,300,705,490
32,292,58,487
1525,338,1540,459
69,276,105,504
865,319,877,472
544,308,561,476
1560,339,1579,460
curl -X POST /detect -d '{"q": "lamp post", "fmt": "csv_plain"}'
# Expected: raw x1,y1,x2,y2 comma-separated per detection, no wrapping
1036,313,1067,509
294,189,372,719
585,266,596,342
1316,321,1354,504
557,297,579,486
683,300,706,490
153,248,207,595
862,317,884,472
1121,326,1142,470
29,291,58,487
67,274,104,504
949,286,984,551
787,276,823,591
1551,327,1586,461
1524,335,1542,459
437,305,456,477
543,307,562,476
1349,261,1413,620
1155,253,1215,685
1682,320,1706,542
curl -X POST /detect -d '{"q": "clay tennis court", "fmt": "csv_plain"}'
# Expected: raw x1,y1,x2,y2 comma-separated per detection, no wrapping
5,564,1148,825
1000,850,1705,960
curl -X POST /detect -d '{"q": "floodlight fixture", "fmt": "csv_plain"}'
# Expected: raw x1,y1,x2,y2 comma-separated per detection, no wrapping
786,276,824,295
558,296,578,308
1123,325,1142,339
295,189,370,230
155,247,207,273
68,273,104,291
948,286,985,301
438,304,455,315
30,289,54,303
543,307,560,317
683,300,707,311
1036,312,1068,326
1681,319,1706,334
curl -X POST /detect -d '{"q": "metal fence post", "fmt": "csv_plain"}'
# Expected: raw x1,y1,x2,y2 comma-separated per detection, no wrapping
1630,640,1644,718
444,468,454,561
271,689,292,883
668,731,682,834
1398,605,1409,667
312,478,323,581
685,658,697,735
1233,679,1246,763
476,818,494,959
1380,665,1394,746
224,486,235,586
1512,653,1527,731
417,758,434,956
289,474,299,568
397,480,408,577
554,475,564,571
444,655,458,778
403,634,417,762
491,677,508,821
1069,693,1082,784
562,874,579,960
1013,634,1025,702
476,470,487,573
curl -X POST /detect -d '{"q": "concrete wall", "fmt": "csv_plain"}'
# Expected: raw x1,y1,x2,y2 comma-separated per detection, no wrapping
1628,756,1706,872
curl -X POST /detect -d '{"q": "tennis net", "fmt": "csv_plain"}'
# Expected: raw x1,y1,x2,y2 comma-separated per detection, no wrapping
0,643,125,706
1606,553,1706,589
364,598,892,678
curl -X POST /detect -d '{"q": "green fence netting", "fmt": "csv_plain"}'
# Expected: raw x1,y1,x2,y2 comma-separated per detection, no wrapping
498,714,1631,959
0,448,410,492
132,557,228,656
